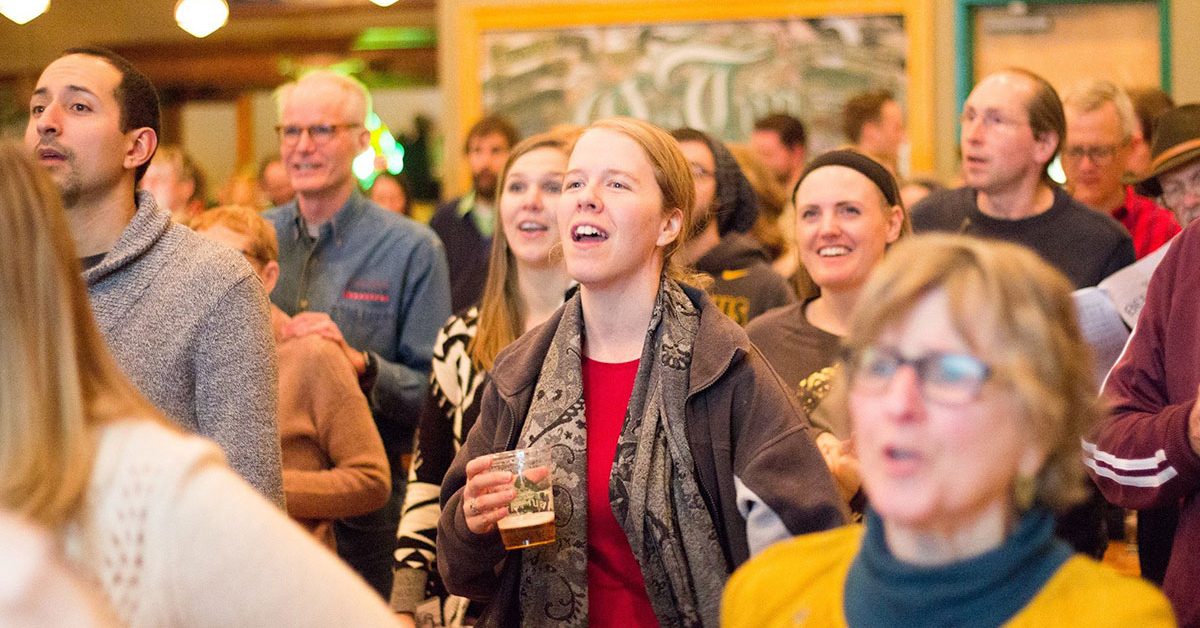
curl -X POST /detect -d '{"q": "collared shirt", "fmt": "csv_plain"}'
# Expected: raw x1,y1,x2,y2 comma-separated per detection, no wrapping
266,192,451,457
1112,186,1181,259
454,189,496,239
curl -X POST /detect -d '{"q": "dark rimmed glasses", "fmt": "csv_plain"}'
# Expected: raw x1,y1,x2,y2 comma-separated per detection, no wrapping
845,346,992,406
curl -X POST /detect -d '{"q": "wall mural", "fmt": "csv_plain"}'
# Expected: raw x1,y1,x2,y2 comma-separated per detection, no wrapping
480,16,906,152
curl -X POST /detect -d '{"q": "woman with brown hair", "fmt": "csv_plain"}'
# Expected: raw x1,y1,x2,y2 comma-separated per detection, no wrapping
0,139,398,626
392,131,577,626
437,118,844,627
724,234,1173,626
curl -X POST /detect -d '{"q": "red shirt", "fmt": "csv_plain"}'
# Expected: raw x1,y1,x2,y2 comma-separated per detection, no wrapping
582,356,660,628
1113,186,1181,259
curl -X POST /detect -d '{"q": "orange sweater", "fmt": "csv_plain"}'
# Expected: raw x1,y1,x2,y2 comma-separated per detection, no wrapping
273,307,391,548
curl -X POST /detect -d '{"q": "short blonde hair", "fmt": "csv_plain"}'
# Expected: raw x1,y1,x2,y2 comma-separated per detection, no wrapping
1062,78,1139,143
0,141,157,527
835,233,1099,511
189,205,279,265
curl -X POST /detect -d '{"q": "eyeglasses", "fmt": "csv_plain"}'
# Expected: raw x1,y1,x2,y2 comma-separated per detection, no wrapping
959,108,1025,133
1161,165,1200,210
1062,143,1123,165
276,123,360,146
845,346,992,406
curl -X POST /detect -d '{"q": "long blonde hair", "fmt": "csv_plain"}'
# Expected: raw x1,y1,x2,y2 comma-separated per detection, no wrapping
0,141,157,527
470,130,577,371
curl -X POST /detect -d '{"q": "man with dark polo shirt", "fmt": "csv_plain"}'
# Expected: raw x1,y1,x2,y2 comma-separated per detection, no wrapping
1062,79,1179,259
26,47,283,505
430,115,518,312
911,69,1134,288
266,70,450,597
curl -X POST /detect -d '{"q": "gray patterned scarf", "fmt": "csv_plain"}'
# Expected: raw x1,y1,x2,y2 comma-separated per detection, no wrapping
516,278,726,627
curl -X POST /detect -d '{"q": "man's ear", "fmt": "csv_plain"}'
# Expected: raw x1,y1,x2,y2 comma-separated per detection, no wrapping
125,128,158,173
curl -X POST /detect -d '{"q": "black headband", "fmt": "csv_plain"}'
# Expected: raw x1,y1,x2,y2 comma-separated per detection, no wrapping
793,149,900,207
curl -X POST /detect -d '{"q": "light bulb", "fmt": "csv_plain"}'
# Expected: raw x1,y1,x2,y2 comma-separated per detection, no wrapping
0,0,50,25
175,0,228,38
369,0,400,6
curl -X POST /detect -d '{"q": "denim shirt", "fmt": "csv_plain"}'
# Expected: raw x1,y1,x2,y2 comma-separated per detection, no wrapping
266,193,451,457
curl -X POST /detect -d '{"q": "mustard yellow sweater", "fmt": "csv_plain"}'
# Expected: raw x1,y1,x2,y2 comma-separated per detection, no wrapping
723,525,1175,627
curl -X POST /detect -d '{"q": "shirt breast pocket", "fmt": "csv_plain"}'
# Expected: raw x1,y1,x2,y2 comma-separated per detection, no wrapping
331,302,392,354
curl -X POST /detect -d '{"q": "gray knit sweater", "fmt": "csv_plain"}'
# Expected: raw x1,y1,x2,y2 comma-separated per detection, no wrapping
84,192,284,506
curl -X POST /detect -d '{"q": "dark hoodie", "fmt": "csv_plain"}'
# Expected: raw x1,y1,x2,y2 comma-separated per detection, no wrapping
672,128,796,326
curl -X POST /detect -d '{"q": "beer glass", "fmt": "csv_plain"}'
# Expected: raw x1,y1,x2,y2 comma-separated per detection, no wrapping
492,448,555,550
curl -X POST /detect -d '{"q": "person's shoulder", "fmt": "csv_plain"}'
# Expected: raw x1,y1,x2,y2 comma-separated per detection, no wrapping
724,526,860,626
94,419,225,479
746,302,803,342
1020,555,1175,626
910,187,974,231
163,224,257,287
1052,189,1130,241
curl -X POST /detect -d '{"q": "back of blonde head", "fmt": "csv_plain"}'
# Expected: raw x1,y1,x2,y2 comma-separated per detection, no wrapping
838,233,1099,511
0,141,153,527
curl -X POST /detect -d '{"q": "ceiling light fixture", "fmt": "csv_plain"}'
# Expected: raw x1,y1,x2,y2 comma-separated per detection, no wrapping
175,0,229,38
0,0,50,25
369,0,401,6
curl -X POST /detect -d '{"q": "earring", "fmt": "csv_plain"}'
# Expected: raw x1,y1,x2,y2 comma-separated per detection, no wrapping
1014,474,1037,512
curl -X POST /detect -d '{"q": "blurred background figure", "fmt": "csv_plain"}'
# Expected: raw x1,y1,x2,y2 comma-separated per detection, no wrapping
0,139,398,626
672,127,795,326
218,164,264,209
1062,79,1179,259
725,234,1174,627
842,89,907,176
1126,87,1176,181
898,176,944,211
369,171,411,216
728,144,794,279
192,206,391,550
750,112,808,193
140,144,207,223
259,154,295,208
431,115,520,313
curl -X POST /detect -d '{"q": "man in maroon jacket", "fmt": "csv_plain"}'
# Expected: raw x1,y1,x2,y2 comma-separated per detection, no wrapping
1085,103,1200,625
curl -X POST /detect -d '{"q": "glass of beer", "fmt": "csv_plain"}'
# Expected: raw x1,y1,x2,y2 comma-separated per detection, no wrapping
492,447,556,550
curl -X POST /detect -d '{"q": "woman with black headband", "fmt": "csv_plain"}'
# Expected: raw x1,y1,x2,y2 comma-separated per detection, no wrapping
746,149,910,504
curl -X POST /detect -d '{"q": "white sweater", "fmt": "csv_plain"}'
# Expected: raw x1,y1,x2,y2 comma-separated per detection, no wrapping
64,420,398,627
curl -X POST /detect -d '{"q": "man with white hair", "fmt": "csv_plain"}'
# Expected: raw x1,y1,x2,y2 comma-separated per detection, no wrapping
266,70,450,597
1062,79,1179,258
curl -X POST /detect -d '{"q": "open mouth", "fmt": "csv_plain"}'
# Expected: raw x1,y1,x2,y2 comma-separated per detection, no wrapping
817,246,850,257
571,224,609,242
518,221,548,233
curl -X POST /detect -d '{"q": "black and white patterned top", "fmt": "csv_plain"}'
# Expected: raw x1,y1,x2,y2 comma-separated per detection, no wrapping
391,307,486,619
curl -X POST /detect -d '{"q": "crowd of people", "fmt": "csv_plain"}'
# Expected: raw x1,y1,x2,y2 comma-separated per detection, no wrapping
5,43,1200,627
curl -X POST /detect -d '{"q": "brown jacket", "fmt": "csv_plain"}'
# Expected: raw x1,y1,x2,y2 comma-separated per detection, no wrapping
273,307,391,548
436,286,846,625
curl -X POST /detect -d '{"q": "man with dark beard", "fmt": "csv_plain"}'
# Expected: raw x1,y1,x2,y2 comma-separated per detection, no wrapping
430,115,519,312
672,128,795,326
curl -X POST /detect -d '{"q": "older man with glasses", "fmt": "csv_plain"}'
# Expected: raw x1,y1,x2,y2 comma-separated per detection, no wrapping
265,70,450,598
911,69,1134,289
1062,79,1179,259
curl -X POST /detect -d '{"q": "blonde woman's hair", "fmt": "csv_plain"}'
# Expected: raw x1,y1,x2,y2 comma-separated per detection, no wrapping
470,129,579,371
0,141,158,528
584,117,699,285
833,233,1099,512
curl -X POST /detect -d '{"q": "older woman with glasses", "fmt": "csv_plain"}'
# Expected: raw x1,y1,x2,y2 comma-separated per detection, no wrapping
723,233,1173,626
